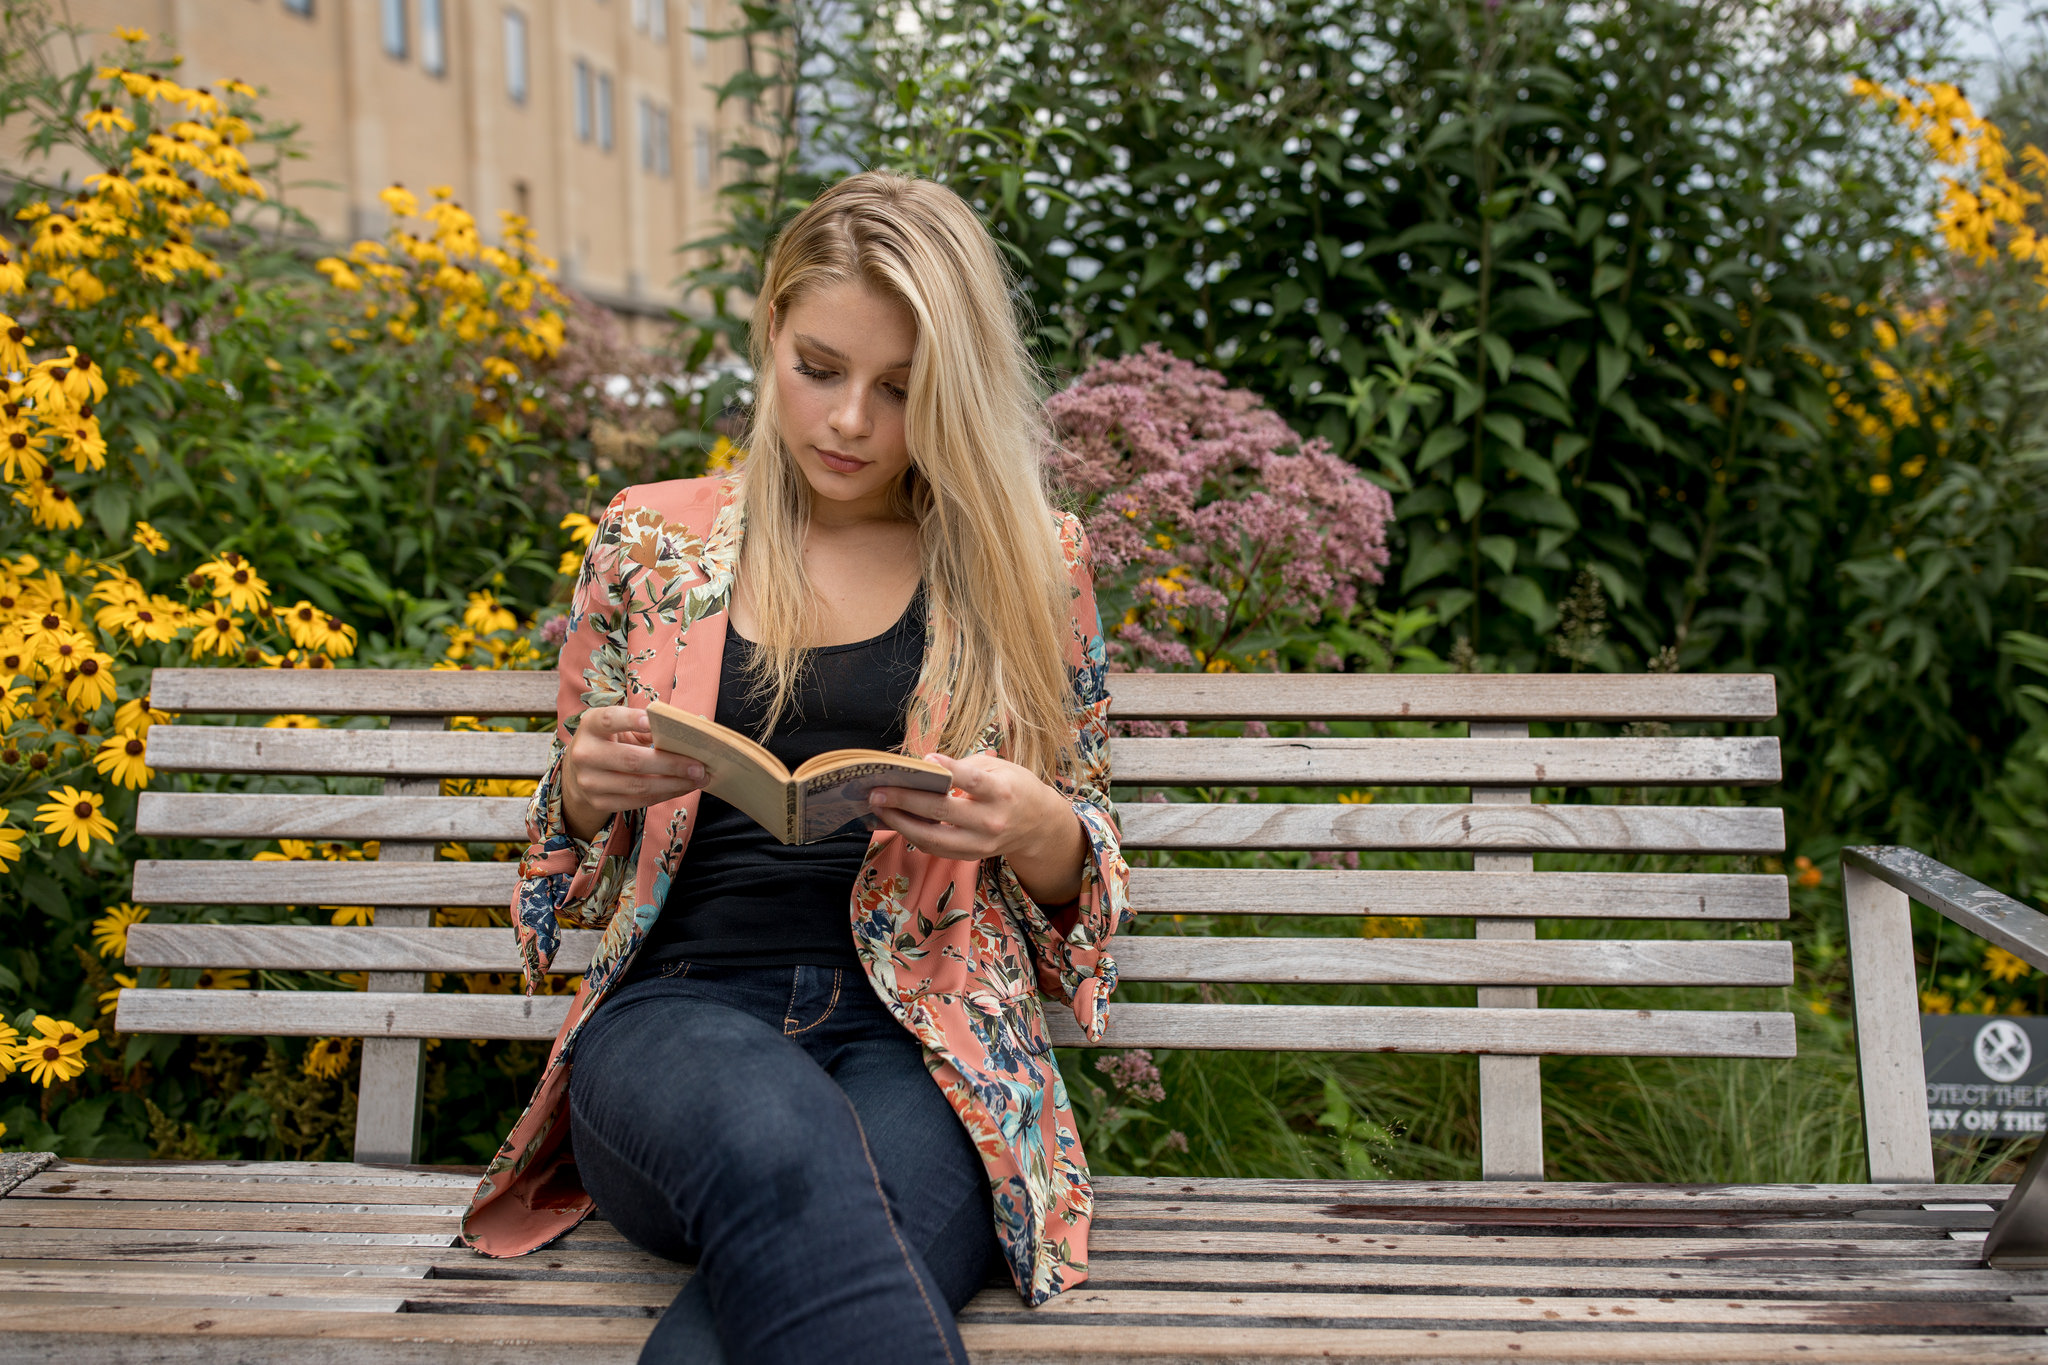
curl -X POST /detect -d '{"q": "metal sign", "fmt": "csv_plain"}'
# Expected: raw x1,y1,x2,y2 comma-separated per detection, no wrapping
1923,1014,2048,1138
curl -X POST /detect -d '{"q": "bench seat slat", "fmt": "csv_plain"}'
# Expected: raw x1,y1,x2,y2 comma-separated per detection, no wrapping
111,990,1796,1057
131,860,1791,920
149,667,1778,721
124,924,1793,987
145,727,1782,787
136,793,1785,852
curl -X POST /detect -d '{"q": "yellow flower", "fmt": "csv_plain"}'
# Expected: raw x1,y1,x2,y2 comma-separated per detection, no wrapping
83,102,135,134
114,694,171,735
303,1036,355,1079
558,549,583,575
1337,791,1375,804
317,614,358,658
194,967,250,990
561,511,598,546
1921,989,1954,1014
15,1033,91,1086
93,732,153,789
705,435,743,473
463,590,518,634
1793,855,1823,889
264,713,320,730
98,972,138,1014
35,785,116,850
1985,946,2032,984
0,824,23,872
16,480,84,530
254,838,319,862
113,25,150,41
277,599,326,650
0,1020,15,1077
64,648,118,710
201,554,270,613
328,905,375,926
91,903,150,958
380,184,420,218
131,522,170,555
1869,473,1894,495
188,605,245,658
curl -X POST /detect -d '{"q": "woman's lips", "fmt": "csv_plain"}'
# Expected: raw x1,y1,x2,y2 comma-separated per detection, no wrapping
816,448,868,474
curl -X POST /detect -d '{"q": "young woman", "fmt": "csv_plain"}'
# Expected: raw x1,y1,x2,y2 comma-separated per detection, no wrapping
460,172,1132,1364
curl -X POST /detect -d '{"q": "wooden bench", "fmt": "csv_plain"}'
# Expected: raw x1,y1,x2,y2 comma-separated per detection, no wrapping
2,667,2042,1362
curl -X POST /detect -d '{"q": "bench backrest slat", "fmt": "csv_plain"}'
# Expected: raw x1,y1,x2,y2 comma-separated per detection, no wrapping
129,860,1790,920
124,924,1792,988
147,666,1778,721
146,726,1783,788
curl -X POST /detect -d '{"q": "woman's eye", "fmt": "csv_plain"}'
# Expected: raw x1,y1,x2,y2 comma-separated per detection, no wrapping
792,359,833,380
880,384,908,402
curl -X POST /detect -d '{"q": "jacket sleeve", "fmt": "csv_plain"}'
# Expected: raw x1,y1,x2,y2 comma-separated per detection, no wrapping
512,489,647,995
992,512,1133,1041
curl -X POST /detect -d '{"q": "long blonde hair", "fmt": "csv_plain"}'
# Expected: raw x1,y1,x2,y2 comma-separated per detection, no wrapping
738,171,1075,781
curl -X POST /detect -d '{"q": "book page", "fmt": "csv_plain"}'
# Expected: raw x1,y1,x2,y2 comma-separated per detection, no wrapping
796,755,952,843
645,701,797,842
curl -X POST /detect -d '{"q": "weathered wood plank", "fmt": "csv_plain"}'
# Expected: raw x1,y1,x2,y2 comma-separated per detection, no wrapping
1084,1227,1978,1262
17,1177,479,1206
1844,863,1937,1184
957,1288,2048,1329
1,1207,464,1234
145,726,552,779
0,1268,678,1309
1088,1178,2012,1210
29,1161,481,1187
130,860,1795,920
122,924,1791,987
1118,801,1787,853
1843,845,2048,975
1115,736,1782,787
134,793,531,842
0,1288,412,1314
144,727,1784,788
150,667,1778,722
0,1306,654,1359
112,989,1796,1058
956,1325,2048,1363
137,792,1785,852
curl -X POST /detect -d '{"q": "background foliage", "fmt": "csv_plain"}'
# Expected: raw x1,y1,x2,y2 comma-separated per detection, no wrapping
2,0,2046,1184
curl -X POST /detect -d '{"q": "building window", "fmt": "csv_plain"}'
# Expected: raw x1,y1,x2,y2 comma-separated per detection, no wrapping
512,179,531,220
695,123,713,189
283,0,314,16
650,0,668,41
574,60,593,141
504,10,529,103
419,0,447,74
640,99,671,176
597,71,615,151
381,0,409,59
690,0,707,63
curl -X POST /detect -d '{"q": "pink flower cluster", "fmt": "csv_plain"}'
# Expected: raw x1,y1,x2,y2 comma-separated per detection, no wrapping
1096,1048,1167,1104
1048,345,1394,674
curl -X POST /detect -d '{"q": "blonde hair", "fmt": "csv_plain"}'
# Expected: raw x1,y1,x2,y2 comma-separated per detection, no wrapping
738,171,1075,781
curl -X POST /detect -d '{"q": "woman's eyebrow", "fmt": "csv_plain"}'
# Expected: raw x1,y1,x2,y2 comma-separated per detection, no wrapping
794,333,913,371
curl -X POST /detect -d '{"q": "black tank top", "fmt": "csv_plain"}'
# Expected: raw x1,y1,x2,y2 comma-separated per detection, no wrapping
629,589,927,974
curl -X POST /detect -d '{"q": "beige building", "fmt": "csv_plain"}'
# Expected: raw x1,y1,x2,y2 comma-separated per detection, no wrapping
57,0,749,321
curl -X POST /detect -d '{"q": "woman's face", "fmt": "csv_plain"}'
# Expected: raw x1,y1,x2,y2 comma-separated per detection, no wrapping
770,280,918,518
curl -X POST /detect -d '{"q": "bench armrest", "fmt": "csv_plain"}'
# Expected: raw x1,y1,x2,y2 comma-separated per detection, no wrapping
1841,845,2048,973
1840,844,2048,1268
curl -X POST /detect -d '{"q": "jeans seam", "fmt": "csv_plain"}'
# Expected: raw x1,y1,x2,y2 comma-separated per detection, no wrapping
842,1090,961,1365
784,967,842,1036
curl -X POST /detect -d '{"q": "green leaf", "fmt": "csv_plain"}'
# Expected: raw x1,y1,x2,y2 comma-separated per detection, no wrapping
1453,477,1485,523
1491,490,1579,529
1647,521,1695,561
1493,288,1592,328
1480,333,1513,383
1596,343,1630,401
1591,263,1630,298
1583,481,1637,519
1415,426,1465,474
1498,445,1561,494
90,483,131,540
1482,411,1527,451
1400,532,1466,595
1493,575,1558,631
1429,588,1476,623
1551,434,1589,467
1478,535,1517,573
1598,301,1632,348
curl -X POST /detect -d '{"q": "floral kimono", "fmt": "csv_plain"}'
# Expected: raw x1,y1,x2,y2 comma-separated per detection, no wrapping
459,475,1132,1307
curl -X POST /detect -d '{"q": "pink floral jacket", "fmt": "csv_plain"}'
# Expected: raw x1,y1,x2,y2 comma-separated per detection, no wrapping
459,476,1131,1306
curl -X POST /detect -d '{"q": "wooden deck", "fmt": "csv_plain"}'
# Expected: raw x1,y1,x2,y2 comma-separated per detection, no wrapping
2,1158,2043,1362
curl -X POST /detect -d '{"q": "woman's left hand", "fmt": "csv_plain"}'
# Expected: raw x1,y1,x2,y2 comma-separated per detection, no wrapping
869,753,1087,904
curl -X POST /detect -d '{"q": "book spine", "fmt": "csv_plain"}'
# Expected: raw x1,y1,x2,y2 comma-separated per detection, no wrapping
786,782,799,845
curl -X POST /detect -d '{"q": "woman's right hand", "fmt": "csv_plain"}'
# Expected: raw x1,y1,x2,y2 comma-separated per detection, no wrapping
560,706,706,843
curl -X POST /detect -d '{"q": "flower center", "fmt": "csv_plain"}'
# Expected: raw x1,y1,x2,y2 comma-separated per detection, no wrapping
72,801,92,818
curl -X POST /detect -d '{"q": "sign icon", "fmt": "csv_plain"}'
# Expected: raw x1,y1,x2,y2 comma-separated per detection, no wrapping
1975,1019,2033,1083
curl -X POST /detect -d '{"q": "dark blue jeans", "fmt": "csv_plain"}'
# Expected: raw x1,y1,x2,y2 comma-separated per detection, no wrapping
567,961,999,1365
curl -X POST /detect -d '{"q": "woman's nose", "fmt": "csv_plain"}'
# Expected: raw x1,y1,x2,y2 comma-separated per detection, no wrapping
830,390,872,438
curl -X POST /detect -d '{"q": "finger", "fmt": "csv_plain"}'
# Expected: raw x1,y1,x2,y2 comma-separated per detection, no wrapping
584,706,653,740
576,741,703,783
871,807,981,860
929,752,995,797
870,786,962,823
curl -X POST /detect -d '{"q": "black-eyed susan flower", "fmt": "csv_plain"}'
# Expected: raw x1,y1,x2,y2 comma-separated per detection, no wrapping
0,248,25,295
65,650,117,710
263,713,320,730
17,1016,99,1086
254,838,318,862
61,415,106,471
93,731,152,789
113,694,170,735
98,972,138,1015
91,903,150,958
0,824,19,873
188,605,244,657
34,784,115,850
194,968,249,990
198,553,268,613
1986,946,2032,984
0,1020,15,1078
327,905,375,926
278,599,324,650
303,1036,353,1080
317,615,357,658
16,479,83,530
0,316,32,370
463,590,517,634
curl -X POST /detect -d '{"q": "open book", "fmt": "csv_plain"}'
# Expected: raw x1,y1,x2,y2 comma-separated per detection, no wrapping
644,699,954,845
